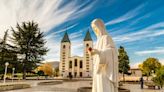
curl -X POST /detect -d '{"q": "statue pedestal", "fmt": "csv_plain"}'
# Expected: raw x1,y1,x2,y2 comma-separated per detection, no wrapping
118,87,130,92
77,87,91,92
77,87,130,92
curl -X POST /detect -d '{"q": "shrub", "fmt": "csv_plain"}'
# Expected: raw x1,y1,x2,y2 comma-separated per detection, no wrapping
152,66,164,89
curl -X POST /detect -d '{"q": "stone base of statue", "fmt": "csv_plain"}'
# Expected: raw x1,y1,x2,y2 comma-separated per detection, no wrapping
77,87,130,92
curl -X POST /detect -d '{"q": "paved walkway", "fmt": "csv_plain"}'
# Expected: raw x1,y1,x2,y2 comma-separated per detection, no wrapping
5,80,92,92
122,84,164,92
0,80,55,86
2,80,164,92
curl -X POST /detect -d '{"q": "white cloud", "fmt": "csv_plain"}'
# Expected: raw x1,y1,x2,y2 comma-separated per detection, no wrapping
108,11,152,36
71,39,84,57
70,33,83,40
135,47,164,56
44,33,61,61
105,3,145,25
70,30,83,39
50,23,78,35
130,62,141,68
67,23,78,30
113,22,164,43
159,59,164,65
0,0,96,36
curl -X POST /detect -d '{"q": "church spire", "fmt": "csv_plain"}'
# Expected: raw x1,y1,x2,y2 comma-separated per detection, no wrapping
61,32,70,43
84,29,92,41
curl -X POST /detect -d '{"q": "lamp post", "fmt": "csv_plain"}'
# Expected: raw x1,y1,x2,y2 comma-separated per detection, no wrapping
12,68,15,82
4,62,9,83
52,68,55,78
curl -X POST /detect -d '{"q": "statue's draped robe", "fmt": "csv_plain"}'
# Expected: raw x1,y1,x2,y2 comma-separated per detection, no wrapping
92,35,118,92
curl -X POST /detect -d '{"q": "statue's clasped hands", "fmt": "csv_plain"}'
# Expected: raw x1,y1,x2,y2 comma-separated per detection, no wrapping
88,47,99,56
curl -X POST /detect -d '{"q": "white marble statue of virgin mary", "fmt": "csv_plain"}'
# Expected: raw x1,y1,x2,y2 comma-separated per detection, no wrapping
89,19,118,92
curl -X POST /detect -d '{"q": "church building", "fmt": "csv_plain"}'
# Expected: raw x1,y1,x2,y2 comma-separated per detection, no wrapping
59,30,93,78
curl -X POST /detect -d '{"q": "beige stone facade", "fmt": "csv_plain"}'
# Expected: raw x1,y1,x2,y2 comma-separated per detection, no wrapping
59,31,93,78
129,68,142,77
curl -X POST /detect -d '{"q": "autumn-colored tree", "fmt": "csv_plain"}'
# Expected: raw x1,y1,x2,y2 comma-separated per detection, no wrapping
37,63,53,76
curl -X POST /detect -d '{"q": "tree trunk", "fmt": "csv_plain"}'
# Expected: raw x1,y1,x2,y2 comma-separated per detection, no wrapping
146,75,148,81
23,54,28,80
161,85,163,89
123,73,125,83
23,63,26,80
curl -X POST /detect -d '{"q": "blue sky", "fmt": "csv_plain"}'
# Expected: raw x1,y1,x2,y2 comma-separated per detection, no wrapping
0,0,164,67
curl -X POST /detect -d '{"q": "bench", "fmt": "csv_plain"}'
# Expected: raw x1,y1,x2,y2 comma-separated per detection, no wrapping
147,85,156,89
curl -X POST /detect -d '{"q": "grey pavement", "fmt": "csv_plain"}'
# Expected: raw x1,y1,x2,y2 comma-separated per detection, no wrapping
0,80,55,86
2,80,164,92
122,84,164,92
5,80,92,92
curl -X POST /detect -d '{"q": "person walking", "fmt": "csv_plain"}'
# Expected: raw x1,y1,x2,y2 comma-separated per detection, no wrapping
140,76,144,89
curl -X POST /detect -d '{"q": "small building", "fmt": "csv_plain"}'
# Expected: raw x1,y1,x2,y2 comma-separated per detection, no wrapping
130,68,142,77
119,68,142,81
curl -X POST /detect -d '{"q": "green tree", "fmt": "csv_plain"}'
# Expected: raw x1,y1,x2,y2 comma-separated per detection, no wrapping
54,67,59,77
152,66,164,89
0,30,18,74
37,70,44,76
118,46,130,82
0,30,9,69
11,21,48,79
139,57,161,80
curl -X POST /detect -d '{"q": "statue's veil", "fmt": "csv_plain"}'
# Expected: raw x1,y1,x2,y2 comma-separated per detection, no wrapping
91,19,108,36
91,19,115,47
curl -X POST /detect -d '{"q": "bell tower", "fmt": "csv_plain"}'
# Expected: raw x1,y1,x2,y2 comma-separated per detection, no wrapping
83,30,93,77
59,32,71,77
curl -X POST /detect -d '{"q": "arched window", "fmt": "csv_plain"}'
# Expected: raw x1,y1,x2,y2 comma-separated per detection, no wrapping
86,44,89,47
69,61,72,68
63,45,65,49
74,59,77,66
80,60,83,68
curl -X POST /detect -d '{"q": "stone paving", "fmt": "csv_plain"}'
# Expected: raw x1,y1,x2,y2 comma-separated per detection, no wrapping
1,80,164,92
122,84,164,92
5,80,92,92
